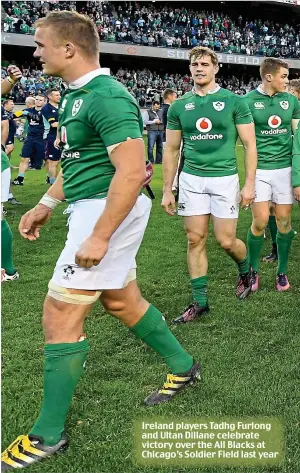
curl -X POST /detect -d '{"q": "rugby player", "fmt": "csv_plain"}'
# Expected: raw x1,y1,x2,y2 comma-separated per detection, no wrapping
291,80,300,202
12,94,49,184
290,79,300,100
42,88,61,184
1,12,200,470
3,98,16,158
293,121,300,201
1,66,21,282
263,78,300,263
162,46,257,323
246,58,300,292
2,99,21,205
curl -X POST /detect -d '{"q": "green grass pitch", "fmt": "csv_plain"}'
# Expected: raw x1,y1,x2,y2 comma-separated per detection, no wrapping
2,139,300,473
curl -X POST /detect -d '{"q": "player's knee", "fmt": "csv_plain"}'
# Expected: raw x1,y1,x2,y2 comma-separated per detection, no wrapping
102,296,127,316
276,216,291,233
217,235,235,252
21,157,29,163
252,217,268,233
186,230,207,248
42,296,66,339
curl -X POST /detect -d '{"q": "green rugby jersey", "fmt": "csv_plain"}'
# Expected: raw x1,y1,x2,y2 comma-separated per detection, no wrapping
292,121,300,188
245,87,300,170
1,150,10,173
167,86,253,177
58,71,144,203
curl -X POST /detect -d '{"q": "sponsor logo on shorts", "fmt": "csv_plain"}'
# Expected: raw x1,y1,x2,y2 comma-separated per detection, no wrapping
185,102,195,111
213,101,225,111
62,265,75,281
279,101,289,110
230,205,236,214
190,118,223,141
72,99,83,117
254,102,265,109
178,203,186,210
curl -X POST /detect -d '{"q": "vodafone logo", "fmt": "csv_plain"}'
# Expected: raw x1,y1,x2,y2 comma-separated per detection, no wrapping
196,117,212,133
268,115,282,129
126,46,137,55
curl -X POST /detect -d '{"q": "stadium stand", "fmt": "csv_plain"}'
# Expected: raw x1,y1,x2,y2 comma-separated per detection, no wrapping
2,1,300,58
1,64,260,104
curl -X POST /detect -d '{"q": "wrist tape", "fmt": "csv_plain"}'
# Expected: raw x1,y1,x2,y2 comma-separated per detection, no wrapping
39,193,61,209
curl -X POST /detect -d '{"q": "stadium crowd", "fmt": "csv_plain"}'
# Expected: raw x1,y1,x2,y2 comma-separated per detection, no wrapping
1,65,61,102
1,1,300,58
1,64,261,105
115,68,261,105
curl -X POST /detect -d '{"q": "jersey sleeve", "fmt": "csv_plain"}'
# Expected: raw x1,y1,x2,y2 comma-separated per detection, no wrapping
1,106,8,121
166,102,182,130
88,92,143,148
42,105,57,124
292,95,300,119
233,96,253,125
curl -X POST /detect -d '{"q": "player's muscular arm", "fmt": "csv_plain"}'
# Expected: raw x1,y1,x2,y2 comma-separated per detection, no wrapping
236,122,257,207
161,129,181,216
47,170,65,201
75,138,146,268
54,129,61,149
91,138,146,240
163,129,182,193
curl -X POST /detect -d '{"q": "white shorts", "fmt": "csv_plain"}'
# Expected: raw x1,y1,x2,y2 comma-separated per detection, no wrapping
255,167,293,204
1,167,11,203
51,194,152,290
178,172,240,219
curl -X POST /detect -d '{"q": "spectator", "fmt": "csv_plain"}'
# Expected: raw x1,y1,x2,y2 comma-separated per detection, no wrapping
143,100,164,164
2,1,299,58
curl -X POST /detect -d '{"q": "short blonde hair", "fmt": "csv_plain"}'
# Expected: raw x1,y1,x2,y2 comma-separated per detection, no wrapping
35,11,100,58
188,46,219,66
290,79,300,94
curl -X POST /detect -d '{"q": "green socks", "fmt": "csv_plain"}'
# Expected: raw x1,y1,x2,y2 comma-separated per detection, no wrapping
276,229,296,275
1,219,16,275
30,339,89,446
268,215,278,246
130,305,193,374
191,276,208,306
237,255,250,275
247,229,264,272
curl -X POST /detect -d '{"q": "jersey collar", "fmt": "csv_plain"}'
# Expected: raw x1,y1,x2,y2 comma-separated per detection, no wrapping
192,84,221,95
257,85,278,97
68,68,110,90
